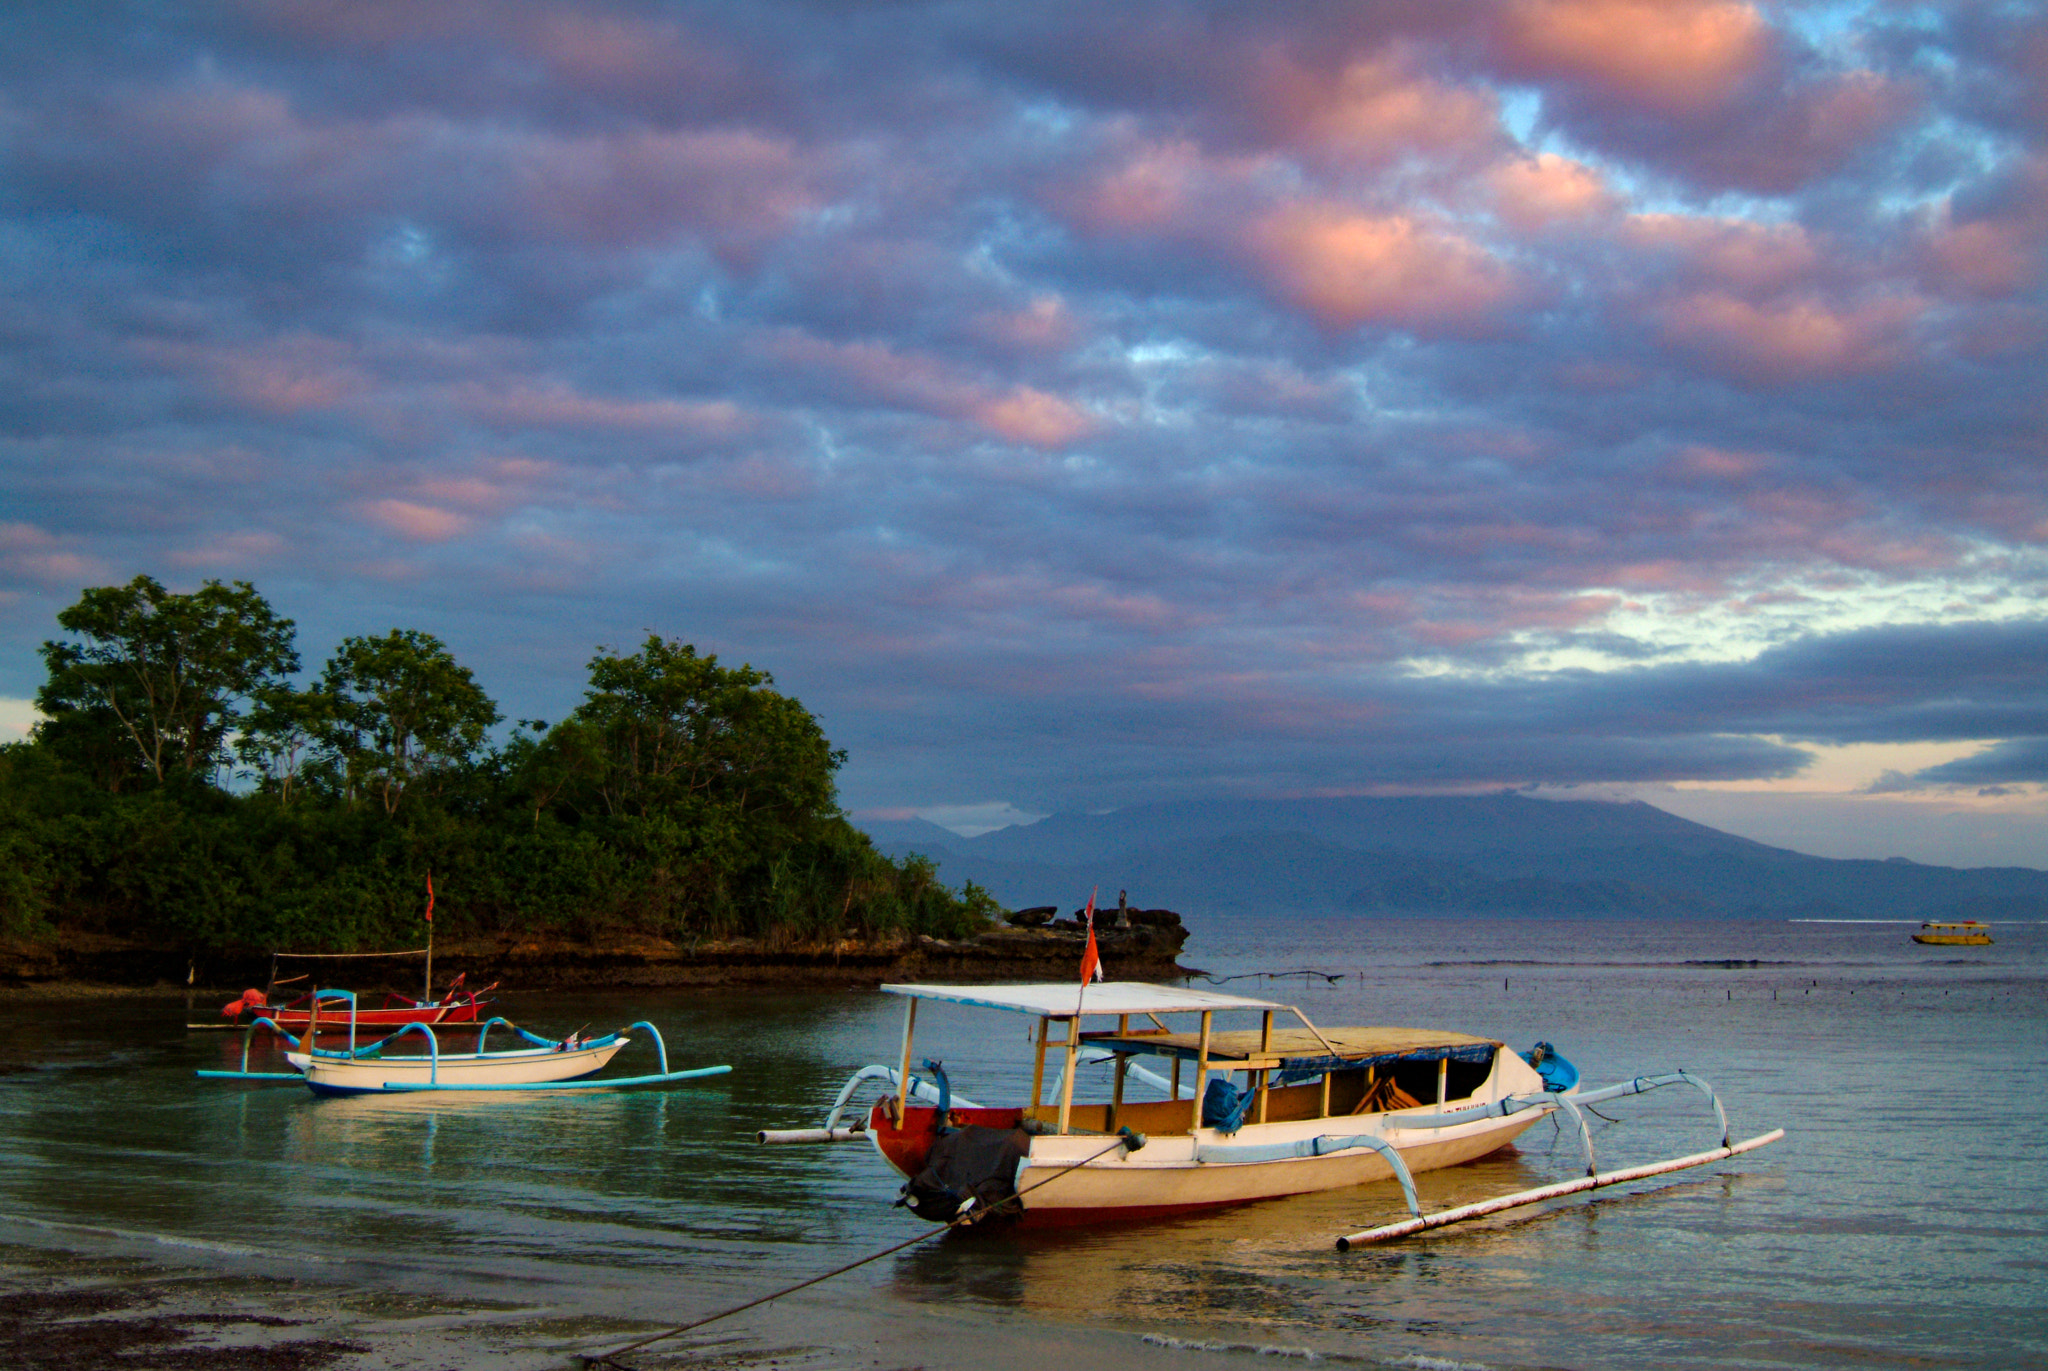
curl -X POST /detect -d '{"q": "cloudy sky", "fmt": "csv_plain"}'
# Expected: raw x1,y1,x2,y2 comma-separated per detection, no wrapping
2,1,2045,866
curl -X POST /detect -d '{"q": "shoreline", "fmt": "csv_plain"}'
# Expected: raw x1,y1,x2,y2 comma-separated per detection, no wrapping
0,912,1193,999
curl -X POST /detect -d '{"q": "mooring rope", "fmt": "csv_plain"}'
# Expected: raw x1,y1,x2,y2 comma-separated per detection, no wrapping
578,1129,1143,1369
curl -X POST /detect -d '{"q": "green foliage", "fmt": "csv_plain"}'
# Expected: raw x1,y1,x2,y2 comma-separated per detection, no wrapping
314,629,502,813
5,581,995,956
37,576,298,788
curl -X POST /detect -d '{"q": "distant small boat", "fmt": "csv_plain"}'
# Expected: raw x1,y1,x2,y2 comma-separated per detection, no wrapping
1913,920,1993,945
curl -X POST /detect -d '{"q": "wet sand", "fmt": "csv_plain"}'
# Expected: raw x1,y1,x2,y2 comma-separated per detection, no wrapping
0,1241,1265,1371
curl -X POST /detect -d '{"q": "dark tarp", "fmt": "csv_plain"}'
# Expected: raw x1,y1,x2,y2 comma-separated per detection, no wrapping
897,1125,1033,1223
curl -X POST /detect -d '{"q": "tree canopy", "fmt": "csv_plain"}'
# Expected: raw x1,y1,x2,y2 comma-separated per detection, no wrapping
4,577,991,955
316,629,501,813
37,576,297,788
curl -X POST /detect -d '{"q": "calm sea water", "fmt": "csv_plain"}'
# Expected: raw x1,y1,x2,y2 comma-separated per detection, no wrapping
1,915,2043,1369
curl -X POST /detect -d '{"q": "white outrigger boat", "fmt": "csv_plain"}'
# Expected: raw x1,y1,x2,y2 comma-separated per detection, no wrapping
762,981,1781,1244
196,989,731,1096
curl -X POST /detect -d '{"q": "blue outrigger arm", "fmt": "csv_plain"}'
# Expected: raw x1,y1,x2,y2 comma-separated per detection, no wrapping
1196,1132,1423,1219
376,1020,734,1091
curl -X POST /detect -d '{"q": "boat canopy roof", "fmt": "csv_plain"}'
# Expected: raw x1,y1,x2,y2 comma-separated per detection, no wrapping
879,981,1289,1019
1091,1025,1501,1073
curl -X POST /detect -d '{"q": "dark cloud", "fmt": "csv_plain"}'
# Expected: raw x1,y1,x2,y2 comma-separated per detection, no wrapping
1915,738,2048,787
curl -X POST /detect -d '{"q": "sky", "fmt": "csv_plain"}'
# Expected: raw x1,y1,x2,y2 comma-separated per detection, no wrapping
2,1,2046,867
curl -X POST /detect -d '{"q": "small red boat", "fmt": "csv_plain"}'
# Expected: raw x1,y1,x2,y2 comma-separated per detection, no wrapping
223,975,496,1031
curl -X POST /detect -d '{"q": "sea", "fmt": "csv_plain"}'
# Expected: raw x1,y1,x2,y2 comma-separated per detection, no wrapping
1,914,2043,1370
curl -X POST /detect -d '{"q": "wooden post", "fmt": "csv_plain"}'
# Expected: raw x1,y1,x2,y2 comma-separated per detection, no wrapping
1437,1058,1448,1109
894,998,918,1126
1110,1013,1129,1123
1030,1016,1050,1111
1255,1010,1272,1124
1056,1016,1080,1134
1321,1071,1332,1118
1192,1010,1212,1132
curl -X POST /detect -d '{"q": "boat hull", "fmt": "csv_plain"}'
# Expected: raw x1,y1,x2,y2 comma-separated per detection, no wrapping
868,1098,1547,1227
287,1039,626,1095
264,1001,487,1029
1912,933,1992,945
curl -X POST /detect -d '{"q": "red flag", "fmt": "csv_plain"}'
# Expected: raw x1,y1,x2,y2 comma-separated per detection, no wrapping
424,871,434,924
1078,889,1102,985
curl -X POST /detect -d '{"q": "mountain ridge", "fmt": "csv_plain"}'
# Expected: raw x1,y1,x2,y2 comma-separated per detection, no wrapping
858,794,2048,920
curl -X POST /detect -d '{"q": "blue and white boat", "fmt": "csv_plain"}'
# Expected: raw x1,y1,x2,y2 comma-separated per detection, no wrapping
198,989,731,1095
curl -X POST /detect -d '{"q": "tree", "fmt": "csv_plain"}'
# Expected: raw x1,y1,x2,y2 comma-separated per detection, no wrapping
571,636,844,835
499,717,600,829
233,683,332,807
314,629,500,813
37,576,298,787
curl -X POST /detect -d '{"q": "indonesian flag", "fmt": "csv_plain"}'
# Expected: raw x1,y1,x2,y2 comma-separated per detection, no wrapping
424,871,434,924
1078,889,1103,985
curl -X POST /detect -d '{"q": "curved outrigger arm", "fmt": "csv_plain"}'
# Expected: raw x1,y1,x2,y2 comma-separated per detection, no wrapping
1196,1132,1423,1219
757,1065,986,1144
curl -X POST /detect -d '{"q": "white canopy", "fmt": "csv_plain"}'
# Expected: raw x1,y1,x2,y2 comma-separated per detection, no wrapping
879,981,1290,1019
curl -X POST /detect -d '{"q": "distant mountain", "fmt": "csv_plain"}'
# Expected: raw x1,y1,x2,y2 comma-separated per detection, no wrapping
858,794,2048,920
854,817,967,853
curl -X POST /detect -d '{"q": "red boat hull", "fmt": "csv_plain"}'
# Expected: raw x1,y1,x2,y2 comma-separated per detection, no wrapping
233,991,494,1031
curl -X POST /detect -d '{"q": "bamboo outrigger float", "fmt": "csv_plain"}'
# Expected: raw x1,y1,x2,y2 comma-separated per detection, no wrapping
764,980,1781,1242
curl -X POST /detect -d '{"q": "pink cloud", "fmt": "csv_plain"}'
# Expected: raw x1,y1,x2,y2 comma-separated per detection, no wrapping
0,524,109,587
1496,0,1772,116
1248,205,1518,333
414,476,516,511
1250,50,1501,167
1047,583,1185,631
1061,137,1218,234
1489,153,1616,229
1627,215,1822,294
765,332,1094,448
1655,291,1923,383
134,335,369,417
1669,445,1769,481
1810,529,1958,574
364,499,469,543
506,125,820,250
1925,210,2039,297
526,10,736,92
974,389,1095,449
